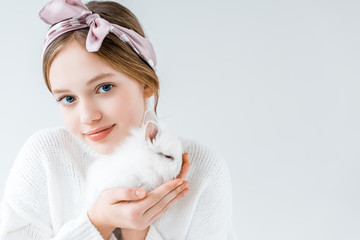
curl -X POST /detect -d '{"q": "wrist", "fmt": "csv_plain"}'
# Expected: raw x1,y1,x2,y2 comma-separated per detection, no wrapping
87,210,114,239
121,226,150,240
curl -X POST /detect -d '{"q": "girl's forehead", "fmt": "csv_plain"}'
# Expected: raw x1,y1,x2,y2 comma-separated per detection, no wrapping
50,42,115,81
53,41,107,68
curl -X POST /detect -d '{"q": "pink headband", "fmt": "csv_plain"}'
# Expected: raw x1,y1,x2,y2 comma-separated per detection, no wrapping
39,0,157,72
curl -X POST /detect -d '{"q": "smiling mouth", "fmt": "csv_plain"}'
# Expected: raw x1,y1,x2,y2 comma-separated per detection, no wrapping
85,124,115,142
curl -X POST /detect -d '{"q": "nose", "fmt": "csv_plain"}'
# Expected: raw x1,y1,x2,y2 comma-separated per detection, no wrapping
79,99,102,124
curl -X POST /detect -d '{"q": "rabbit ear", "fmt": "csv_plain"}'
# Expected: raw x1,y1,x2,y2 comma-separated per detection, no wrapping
143,109,159,125
145,121,159,143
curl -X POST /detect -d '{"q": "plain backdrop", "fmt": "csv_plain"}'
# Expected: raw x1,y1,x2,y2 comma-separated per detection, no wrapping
1,0,360,239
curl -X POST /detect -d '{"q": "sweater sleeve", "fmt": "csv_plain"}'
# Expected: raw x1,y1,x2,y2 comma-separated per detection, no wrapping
186,145,238,240
0,202,104,239
0,131,105,240
145,225,164,240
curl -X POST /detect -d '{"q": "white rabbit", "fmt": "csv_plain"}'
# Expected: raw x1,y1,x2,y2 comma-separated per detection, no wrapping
84,110,183,210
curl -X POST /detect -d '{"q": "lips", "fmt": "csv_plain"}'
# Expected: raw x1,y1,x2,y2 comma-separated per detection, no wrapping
85,124,115,142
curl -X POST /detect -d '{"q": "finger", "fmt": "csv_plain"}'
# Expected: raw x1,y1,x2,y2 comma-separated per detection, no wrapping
147,187,190,225
176,153,188,179
137,179,183,211
142,181,189,220
102,187,147,204
177,153,190,180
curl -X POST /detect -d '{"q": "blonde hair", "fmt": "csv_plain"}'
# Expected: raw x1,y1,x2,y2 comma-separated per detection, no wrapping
42,1,160,113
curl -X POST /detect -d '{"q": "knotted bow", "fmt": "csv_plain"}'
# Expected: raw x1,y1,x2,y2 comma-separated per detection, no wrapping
39,0,157,71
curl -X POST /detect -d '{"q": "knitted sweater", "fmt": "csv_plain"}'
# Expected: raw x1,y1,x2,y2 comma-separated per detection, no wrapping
0,127,237,239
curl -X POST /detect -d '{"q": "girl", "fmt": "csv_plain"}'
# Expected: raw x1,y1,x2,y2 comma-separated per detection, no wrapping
0,0,237,239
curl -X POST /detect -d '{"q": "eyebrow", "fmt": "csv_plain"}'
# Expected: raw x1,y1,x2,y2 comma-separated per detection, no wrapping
52,73,115,94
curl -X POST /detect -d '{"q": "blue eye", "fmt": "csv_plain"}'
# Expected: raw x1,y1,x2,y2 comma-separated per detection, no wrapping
58,96,75,105
98,84,113,93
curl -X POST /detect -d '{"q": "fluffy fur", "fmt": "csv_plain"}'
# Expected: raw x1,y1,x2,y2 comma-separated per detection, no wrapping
84,110,183,210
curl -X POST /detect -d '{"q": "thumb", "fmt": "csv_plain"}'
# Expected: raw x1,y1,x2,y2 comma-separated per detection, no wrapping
105,187,147,203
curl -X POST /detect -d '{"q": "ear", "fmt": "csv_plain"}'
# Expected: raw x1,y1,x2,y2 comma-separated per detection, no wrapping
143,85,154,98
145,121,159,143
143,109,159,126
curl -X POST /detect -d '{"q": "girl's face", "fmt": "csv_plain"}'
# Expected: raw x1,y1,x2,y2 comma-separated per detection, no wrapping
49,41,153,154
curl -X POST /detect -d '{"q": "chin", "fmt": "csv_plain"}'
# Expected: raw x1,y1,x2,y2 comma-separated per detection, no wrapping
84,140,114,155
85,128,129,155
95,144,117,155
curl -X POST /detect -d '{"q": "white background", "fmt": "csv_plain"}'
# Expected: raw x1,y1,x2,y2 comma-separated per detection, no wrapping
1,0,360,239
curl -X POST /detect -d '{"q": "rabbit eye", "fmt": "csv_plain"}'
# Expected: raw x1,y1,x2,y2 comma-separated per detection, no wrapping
158,152,174,160
164,154,174,160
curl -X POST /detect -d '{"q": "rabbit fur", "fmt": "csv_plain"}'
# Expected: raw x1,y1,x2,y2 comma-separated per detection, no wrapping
84,110,183,210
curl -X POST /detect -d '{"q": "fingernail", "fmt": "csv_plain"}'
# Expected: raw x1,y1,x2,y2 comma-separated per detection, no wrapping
183,188,190,196
177,180,184,186
136,189,146,197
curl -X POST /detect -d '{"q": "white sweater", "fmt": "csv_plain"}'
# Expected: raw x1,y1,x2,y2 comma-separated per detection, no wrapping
0,127,237,239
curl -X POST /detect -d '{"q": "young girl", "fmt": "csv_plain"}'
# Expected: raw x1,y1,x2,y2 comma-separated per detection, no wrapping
0,0,237,239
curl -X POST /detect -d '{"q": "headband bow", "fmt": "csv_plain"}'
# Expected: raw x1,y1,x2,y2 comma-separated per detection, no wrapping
39,0,157,72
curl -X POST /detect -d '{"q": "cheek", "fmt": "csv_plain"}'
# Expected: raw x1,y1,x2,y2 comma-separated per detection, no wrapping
60,109,79,134
107,89,145,126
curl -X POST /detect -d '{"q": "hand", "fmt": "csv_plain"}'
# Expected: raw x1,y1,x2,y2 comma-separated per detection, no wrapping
87,152,191,239
177,152,190,180
121,152,191,240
